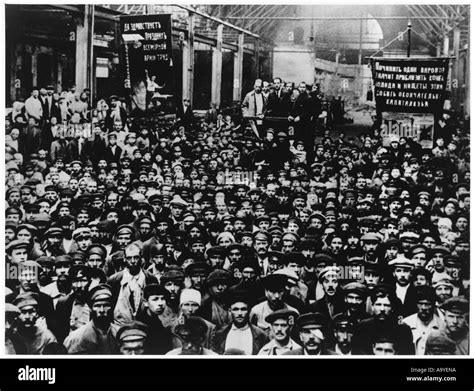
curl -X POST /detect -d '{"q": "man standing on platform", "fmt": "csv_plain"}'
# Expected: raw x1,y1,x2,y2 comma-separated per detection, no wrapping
242,79,266,138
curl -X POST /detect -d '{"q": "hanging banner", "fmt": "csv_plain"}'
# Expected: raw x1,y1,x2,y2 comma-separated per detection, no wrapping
370,57,449,113
120,14,174,113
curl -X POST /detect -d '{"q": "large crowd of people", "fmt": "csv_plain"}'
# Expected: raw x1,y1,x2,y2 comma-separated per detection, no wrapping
4,76,470,355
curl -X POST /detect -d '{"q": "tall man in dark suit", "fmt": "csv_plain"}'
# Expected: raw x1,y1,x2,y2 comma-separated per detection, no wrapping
104,132,122,165
266,77,288,118
176,98,196,130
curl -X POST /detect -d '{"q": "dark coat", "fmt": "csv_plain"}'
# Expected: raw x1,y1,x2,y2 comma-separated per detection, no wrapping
351,317,415,355
135,309,174,354
211,323,269,355
104,145,123,165
266,90,289,117
7,288,55,332
107,269,158,309
176,105,196,128
306,290,345,319
52,293,76,343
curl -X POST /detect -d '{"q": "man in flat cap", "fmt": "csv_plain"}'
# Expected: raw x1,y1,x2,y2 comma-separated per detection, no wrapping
351,284,415,355
42,227,66,257
160,268,185,326
258,309,301,355
336,282,370,324
388,254,418,317
212,291,268,355
436,297,469,355
253,230,271,276
307,266,344,319
185,262,212,294
402,285,445,355
108,243,158,326
8,260,55,331
360,232,382,264
199,269,233,330
135,284,174,354
283,312,334,355
6,240,29,270
167,316,218,355
328,313,356,355
250,273,299,333
64,284,119,354
425,331,457,355
12,292,57,354
53,265,93,343
116,321,149,355
71,227,92,253
5,303,28,354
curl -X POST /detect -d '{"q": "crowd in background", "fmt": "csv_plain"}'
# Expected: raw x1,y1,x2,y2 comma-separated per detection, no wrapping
4,77,470,355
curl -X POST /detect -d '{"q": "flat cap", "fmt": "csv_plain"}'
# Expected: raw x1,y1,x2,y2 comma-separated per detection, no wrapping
296,312,328,330
342,282,368,298
88,283,113,304
206,269,232,286
144,284,170,300
265,309,299,325
332,313,356,330
439,296,469,314
387,255,416,269
72,227,91,241
13,292,39,309
116,321,148,343
6,239,29,253
425,331,456,354
184,262,211,277
360,232,382,242
262,273,288,291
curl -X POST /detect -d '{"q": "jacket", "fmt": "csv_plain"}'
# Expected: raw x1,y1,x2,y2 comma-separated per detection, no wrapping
63,321,119,355
242,90,267,118
352,317,415,355
211,323,269,355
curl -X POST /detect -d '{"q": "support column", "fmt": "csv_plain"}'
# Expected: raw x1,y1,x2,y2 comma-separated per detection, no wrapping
211,24,223,107
452,27,461,107
31,48,38,88
57,53,63,93
233,33,244,102
182,12,195,104
465,23,470,117
75,5,94,92
443,34,449,56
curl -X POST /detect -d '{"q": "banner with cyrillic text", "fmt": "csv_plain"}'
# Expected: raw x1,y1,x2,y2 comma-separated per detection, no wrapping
120,14,174,113
370,57,449,113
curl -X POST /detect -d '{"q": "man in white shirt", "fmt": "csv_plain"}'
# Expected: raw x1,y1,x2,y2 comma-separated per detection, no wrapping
258,309,301,355
25,88,43,122
403,286,445,355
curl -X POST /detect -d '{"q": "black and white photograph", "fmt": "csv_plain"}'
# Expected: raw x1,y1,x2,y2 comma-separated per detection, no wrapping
3,2,471,370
